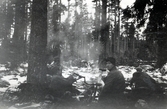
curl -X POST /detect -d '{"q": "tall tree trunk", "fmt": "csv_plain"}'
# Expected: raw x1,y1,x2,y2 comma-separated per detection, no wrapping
27,0,48,84
117,1,120,56
11,0,27,68
5,0,13,39
51,0,62,70
94,0,101,41
156,34,167,68
113,0,120,58
100,0,108,61
13,0,22,41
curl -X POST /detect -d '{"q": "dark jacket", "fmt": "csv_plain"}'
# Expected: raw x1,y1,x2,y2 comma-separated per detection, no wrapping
130,71,157,91
100,67,125,95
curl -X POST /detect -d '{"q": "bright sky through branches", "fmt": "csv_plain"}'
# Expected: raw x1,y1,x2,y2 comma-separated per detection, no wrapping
61,0,135,11
120,0,135,9
61,0,135,22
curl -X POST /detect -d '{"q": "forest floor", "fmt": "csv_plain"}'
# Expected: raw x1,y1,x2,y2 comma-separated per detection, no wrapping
0,62,167,109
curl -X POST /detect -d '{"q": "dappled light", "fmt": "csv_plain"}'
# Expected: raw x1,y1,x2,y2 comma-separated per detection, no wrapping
0,0,167,109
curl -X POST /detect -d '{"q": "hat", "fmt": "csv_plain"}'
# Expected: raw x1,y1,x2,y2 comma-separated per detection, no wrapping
105,57,116,65
136,67,142,72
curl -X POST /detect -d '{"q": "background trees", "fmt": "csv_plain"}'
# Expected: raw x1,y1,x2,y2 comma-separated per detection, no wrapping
1,1,167,108
123,0,167,67
0,0,167,84
0,0,29,69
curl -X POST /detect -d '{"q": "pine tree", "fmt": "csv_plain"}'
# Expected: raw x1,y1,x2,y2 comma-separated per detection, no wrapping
27,0,48,84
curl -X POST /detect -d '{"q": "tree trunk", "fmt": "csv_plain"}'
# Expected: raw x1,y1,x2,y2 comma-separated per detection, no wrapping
99,0,108,61
94,0,101,41
10,0,27,68
27,0,48,84
156,35,167,68
5,0,13,39
13,0,22,40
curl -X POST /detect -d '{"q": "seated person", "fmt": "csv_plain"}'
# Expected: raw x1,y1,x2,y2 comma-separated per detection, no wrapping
99,57,125,106
130,67,161,101
130,67,157,91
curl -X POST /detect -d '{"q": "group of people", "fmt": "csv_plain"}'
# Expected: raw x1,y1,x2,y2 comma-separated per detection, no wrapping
47,51,162,107
98,57,161,107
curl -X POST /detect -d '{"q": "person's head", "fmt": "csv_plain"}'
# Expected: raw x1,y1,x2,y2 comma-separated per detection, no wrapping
105,57,116,71
136,67,142,72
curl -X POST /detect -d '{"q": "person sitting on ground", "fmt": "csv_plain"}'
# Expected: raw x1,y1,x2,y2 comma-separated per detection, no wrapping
99,57,125,106
130,67,157,91
130,67,161,101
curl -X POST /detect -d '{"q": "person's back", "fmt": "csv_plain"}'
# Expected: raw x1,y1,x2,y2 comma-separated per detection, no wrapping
131,72,149,89
130,67,157,91
130,67,159,101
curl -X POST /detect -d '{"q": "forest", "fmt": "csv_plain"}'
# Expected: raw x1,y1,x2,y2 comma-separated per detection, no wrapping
0,0,167,109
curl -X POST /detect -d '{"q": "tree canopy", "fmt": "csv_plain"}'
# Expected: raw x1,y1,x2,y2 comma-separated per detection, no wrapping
123,0,167,67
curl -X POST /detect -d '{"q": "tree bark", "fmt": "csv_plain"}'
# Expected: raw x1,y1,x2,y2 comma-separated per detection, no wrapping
27,0,48,84
10,0,27,68
5,0,13,39
156,35,167,68
99,0,108,61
